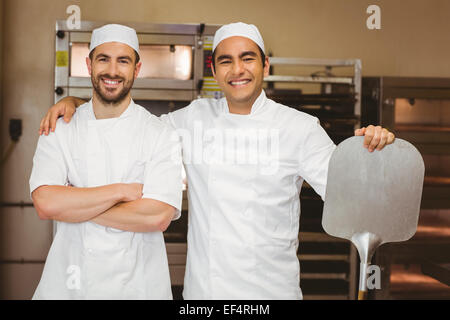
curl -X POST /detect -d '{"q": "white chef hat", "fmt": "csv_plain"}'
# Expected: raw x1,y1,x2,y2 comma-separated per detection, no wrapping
212,22,265,53
89,24,140,54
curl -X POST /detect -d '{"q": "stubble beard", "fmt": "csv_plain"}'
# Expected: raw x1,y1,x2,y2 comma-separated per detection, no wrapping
92,73,134,106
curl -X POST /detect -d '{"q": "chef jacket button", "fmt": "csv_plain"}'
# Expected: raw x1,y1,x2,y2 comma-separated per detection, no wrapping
87,248,93,254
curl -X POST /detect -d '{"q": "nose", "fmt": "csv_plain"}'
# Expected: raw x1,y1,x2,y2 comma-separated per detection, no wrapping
231,60,245,75
106,60,119,77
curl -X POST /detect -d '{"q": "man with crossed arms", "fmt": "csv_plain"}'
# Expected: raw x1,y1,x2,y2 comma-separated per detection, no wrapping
31,24,182,299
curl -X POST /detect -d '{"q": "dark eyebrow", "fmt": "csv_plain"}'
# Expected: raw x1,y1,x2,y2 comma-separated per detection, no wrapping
216,51,258,62
94,54,133,62
117,56,133,62
95,53,110,60
239,51,258,59
216,54,233,62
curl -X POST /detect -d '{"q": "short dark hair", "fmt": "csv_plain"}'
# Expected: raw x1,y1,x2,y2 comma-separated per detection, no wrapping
211,46,266,72
89,47,140,64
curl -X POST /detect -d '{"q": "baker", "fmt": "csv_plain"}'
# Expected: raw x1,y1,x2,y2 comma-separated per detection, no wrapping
30,24,182,299
38,22,394,299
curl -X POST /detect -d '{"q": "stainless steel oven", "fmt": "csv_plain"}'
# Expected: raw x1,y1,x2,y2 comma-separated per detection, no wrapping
55,20,221,113
362,77,450,299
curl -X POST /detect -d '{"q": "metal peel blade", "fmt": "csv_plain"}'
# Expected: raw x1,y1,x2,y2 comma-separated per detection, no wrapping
322,137,424,300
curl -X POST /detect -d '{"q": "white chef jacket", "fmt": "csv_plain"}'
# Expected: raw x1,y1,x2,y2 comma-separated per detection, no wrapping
162,90,336,299
29,100,182,300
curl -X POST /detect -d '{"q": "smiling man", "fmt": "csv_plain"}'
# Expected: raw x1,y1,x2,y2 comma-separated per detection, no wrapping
89,47,136,105
212,37,267,114
39,22,394,299
29,24,182,299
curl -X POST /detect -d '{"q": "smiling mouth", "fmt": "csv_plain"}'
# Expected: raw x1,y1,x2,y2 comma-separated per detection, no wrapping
229,79,251,86
101,77,123,88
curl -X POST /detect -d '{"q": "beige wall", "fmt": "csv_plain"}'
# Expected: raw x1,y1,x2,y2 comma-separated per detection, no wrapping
0,0,449,299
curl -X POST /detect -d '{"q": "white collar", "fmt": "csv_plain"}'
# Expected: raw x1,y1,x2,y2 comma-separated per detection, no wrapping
221,90,267,116
88,98,135,121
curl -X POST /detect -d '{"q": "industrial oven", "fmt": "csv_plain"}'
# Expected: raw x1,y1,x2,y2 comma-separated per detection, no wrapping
362,77,450,299
54,20,221,298
55,20,222,110
262,74,450,299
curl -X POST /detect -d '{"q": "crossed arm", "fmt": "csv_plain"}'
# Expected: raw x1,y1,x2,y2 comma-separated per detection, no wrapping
32,183,176,233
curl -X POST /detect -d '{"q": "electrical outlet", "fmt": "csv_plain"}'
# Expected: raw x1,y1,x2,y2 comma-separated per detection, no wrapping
9,119,22,142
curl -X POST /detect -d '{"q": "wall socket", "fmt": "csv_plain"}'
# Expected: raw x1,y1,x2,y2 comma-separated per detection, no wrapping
9,119,22,142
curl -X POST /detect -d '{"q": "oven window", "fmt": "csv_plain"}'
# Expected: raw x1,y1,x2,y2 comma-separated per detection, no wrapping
395,98,450,127
70,43,193,80
70,43,90,77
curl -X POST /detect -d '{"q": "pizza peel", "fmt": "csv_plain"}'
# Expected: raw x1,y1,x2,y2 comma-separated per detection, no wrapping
322,136,424,300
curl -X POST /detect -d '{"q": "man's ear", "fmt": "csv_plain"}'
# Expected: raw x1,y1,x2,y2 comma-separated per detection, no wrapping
211,62,216,80
86,57,92,76
263,56,270,77
134,61,142,79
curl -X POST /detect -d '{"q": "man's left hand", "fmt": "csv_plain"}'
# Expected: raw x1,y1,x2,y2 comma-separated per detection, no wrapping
354,125,395,152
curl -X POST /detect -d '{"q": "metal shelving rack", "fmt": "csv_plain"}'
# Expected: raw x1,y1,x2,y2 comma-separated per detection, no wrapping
264,57,362,300
266,57,362,123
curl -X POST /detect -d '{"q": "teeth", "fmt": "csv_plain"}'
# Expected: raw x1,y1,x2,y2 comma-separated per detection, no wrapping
104,79,119,85
231,80,250,85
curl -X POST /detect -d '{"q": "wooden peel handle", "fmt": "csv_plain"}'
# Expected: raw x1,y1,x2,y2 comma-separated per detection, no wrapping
358,290,367,300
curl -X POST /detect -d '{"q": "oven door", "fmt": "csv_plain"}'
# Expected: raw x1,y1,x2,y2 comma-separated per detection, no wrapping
54,21,210,103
